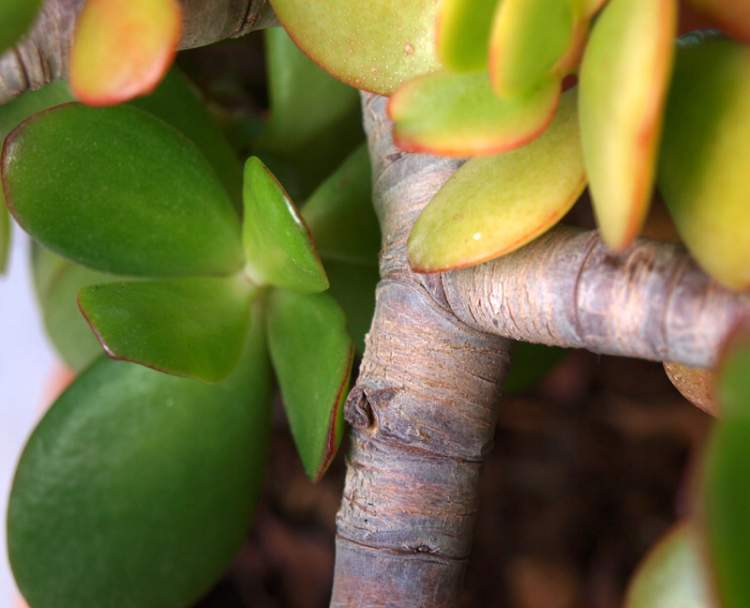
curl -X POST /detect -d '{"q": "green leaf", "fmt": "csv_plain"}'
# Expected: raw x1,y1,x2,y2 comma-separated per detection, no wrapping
437,0,501,72
389,70,560,156
325,260,378,355
0,205,9,274
133,68,243,204
658,35,750,290
2,103,243,277
0,81,73,143
504,343,568,395
703,420,750,608
267,289,353,481
0,0,43,54
580,0,677,250
489,0,579,98
243,156,328,293
302,145,379,266
255,28,363,199
625,523,711,608
31,247,118,371
408,89,585,272
8,313,273,608
716,323,750,419
79,276,254,382
69,0,181,106
268,0,440,95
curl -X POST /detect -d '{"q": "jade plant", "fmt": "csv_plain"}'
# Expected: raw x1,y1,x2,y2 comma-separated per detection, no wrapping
2,0,750,606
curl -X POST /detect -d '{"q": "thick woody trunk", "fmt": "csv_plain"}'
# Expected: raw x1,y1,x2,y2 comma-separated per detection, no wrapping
0,0,274,104
331,95,512,607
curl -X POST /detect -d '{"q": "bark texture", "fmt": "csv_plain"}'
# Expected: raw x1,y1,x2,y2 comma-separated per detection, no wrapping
0,0,274,104
443,228,750,368
331,95,512,607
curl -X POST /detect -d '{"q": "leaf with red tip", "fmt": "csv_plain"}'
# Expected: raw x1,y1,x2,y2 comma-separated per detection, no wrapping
408,90,584,272
489,0,579,98
267,289,353,481
78,276,253,382
658,35,750,291
390,70,560,157
625,523,711,608
437,0,501,72
580,0,677,251
70,0,182,106
689,0,750,43
0,0,42,54
268,0,440,95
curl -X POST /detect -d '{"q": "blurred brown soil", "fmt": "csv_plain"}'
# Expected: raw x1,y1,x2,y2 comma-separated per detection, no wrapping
195,351,712,608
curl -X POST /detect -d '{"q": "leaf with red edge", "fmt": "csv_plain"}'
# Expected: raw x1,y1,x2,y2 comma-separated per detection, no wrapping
267,289,353,481
268,0,440,95
689,0,750,43
408,89,584,273
579,0,677,251
489,0,580,98
390,70,560,157
70,0,182,106
437,0,501,72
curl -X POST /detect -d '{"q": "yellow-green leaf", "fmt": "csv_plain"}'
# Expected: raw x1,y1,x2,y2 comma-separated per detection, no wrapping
580,0,677,250
408,90,585,272
268,0,439,95
658,35,750,290
437,0,501,72
390,70,560,157
625,523,711,608
70,0,182,106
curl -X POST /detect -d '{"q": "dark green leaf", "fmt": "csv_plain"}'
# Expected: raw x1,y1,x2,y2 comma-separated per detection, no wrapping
133,68,242,204
8,311,273,608
0,205,9,274
325,259,378,355
254,27,363,199
504,343,568,395
0,0,43,54
79,276,254,382
31,246,118,371
2,103,243,277
302,145,379,266
703,420,750,608
267,289,353,480
243,156,328,293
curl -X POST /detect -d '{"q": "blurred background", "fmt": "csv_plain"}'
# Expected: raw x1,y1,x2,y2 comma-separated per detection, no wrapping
1,233,56,607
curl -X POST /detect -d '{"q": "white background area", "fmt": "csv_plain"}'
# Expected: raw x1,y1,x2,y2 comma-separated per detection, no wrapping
0,232,56,607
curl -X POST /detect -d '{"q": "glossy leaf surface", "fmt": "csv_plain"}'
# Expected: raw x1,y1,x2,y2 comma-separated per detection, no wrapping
658,35,750,290
70,0,182,105
625,523,711,608
256,28,362,198
408,90,584,272
2,103,243,277
32,247,117,371
79,276,253,382
580,0,677,250
267,290,353,481
689,0,750,43
8,317,273,608
302,145,379,266
437,0,501,72
269,0,440,95
489,0,577,97
243,157,328,293
390,70,560,156
0,0,42,53
133,68,242,203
